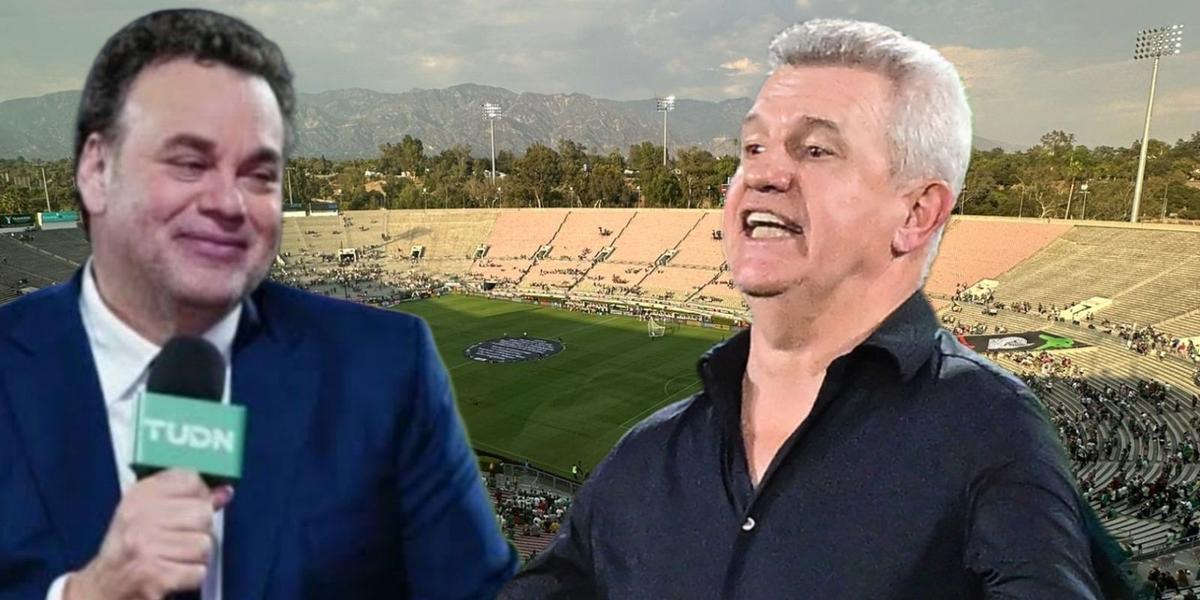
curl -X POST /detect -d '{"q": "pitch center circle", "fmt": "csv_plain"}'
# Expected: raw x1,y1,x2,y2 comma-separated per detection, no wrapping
464,336,564,363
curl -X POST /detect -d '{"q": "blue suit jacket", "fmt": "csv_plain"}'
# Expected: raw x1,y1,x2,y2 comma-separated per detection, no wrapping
0,274,517,599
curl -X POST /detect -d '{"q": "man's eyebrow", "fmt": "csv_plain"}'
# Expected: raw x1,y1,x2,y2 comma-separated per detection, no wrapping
799,116,841,135
741,113,842,135
160,134,282,168
159,133,215,155
244,146,283,168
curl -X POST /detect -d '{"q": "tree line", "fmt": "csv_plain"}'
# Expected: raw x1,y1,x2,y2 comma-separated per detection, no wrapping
299,137,738,212
2,130,1198,221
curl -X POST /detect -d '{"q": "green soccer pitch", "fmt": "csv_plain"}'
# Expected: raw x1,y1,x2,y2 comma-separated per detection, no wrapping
397,294,733,477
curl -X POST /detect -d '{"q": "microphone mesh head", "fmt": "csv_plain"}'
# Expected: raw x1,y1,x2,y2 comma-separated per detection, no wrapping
146,336,225,401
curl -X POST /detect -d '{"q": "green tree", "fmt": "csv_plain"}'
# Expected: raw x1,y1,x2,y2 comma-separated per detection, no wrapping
557,139,588,207
582,162,633,208
377,135,426,176
628,142,663,175
513,143,563,208
400,135,427,175
676,148,724,208
1037,130,1076,157
426,145,473,208
381,178,413,209
132,127,1199,223
396,184,424,209
494,149,515,176
463,177,496,209
600,149,627,172
642,169,682,207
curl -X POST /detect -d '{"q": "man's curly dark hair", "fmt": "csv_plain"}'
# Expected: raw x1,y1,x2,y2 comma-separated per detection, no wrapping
73,9,295,234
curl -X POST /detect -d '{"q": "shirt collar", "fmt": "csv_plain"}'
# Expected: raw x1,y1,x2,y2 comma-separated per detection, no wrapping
859,291,940,381
79,259,243,405
698,290,938,395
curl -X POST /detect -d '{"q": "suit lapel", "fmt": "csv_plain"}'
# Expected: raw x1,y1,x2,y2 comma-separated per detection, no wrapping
0,274,121,568
223,284,320,600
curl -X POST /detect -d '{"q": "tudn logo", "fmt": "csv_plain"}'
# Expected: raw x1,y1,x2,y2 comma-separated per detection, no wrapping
141,418,236,453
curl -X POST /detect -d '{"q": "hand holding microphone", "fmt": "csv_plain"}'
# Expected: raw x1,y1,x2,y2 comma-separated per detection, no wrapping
65,470,231,600
66,337,245,600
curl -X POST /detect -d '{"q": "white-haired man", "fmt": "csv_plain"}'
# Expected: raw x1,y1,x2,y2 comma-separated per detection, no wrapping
502,18,1131,599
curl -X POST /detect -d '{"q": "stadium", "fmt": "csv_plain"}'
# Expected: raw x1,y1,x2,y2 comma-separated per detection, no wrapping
4,208,1200,578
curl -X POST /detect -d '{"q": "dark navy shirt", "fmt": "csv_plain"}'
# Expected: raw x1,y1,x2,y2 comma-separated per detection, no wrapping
502,292,1131,599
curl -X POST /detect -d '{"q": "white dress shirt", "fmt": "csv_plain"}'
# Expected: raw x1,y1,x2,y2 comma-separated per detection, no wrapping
46,261,241,600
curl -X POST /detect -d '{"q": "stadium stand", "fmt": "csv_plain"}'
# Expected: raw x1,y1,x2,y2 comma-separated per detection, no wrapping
544,209,636,261
383,210,498,275
607,210,705,264
295,215,346,254
383,210,498,258
518,260,590,292
490,486,570,563
571,261,648,296
638,265,721,302
945,290,1200,555
471,258,531,287
692,271,746,313
0,233,79,293
1103,256,1200,328
280,217,309,254
514,209,639,293
1162,311,1200,341
342,209,388,249
479,210,567,258
19,228,92,265
991,226,1200,311
467,210,566,287
5,208,1200,566
924,217,1070,298
673,211,726,268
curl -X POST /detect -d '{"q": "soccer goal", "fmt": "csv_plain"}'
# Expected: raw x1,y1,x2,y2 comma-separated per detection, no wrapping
648,318,667,338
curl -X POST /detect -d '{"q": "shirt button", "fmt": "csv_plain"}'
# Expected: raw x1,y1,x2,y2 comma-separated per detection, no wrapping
741,517,756,531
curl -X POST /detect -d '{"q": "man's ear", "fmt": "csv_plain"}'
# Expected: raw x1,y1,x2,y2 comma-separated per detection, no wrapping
892,179,955,256
76,132,115,220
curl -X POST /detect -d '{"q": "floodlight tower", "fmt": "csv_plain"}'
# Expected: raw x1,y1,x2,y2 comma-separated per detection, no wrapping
656,96,676,166
482,102,503,185
1130,25,1183,223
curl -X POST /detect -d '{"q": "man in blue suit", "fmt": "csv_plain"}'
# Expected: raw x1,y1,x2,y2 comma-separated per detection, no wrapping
0,9,516,599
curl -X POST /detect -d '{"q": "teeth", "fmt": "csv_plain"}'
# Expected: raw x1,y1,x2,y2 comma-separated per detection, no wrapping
749,226,792,239
745,211,785,227
744,210,800,238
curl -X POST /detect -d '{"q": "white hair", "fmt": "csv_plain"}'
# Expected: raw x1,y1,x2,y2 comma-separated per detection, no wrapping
768,19,972,280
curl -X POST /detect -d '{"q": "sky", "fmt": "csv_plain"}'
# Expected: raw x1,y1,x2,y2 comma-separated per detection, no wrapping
1,0,1197,148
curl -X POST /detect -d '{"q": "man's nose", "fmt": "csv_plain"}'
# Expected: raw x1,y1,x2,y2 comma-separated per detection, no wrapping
741,150,794,194
197,171,247,221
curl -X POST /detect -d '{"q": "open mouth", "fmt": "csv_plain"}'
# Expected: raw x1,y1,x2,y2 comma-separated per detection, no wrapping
741,210,804,240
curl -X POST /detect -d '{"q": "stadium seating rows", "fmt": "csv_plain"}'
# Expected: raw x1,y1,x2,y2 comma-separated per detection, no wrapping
9,214,1199,339
924,218,1071,298
4,212,1199,556
0,233,78,293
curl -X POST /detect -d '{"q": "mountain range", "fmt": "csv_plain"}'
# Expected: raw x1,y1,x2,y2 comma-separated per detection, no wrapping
0,83,1017,160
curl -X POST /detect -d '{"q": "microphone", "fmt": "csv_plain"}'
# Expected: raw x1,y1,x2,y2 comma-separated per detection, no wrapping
131,336,246,486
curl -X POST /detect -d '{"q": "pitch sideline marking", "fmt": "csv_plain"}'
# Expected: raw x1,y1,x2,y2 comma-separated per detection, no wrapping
618,378,703,429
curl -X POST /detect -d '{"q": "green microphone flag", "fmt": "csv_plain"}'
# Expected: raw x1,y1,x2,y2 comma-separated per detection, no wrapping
133,392,246,480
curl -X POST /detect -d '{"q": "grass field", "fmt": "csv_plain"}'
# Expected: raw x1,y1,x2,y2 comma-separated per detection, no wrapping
397,294,731,476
